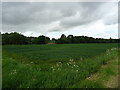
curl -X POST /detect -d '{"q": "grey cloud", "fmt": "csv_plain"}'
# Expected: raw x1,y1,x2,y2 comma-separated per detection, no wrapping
49,29,60,32
60,2,115,28
104,16,117,25
2,2,78,26
2,2,117,34
103,2,118,25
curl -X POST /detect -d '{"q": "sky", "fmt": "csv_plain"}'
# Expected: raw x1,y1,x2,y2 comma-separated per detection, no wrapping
2,2,118,39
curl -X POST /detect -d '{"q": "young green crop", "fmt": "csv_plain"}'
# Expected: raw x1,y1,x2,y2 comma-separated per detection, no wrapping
2,44,118,88
2,43,118,64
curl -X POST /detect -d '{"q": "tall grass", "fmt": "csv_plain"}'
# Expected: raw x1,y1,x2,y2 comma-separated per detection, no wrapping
3,48,118,88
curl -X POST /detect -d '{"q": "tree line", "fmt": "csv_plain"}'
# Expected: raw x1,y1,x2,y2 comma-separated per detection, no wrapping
1,32,119,45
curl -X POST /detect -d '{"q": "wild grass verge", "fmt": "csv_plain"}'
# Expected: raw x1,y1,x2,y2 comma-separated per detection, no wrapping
3,48,118,88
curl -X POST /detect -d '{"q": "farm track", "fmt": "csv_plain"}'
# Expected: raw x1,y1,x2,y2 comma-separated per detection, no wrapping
80,57,118,88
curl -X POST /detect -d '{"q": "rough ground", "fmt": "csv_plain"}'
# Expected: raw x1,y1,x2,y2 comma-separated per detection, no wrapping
86,57,118,88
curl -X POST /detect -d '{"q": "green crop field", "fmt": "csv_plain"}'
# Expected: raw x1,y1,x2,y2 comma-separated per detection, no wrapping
2,43,118,88
3,43,118,63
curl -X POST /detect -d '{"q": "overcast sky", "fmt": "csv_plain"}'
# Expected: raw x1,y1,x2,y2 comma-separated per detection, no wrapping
2,2,118,39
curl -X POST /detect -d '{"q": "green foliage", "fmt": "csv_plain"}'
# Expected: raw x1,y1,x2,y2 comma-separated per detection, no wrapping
56,35,119,44
2,32,50,45
2,32,28,45
33,36,50,44
2,44,118,88
2,32,119,45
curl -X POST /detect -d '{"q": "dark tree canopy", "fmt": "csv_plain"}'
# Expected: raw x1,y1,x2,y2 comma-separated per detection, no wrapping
2,32,50,45
2,32,27,45
2,32,119,45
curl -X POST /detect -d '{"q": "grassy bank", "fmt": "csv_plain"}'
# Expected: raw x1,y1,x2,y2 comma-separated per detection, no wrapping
2,45,118,88
70,55,118,88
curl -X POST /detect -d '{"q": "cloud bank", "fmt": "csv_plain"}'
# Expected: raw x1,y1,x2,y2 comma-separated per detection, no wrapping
2,2,118,38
